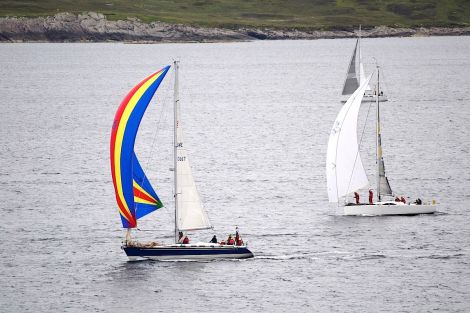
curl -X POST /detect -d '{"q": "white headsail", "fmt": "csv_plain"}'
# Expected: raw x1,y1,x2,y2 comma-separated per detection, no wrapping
327,74,373,203
173,62,211,232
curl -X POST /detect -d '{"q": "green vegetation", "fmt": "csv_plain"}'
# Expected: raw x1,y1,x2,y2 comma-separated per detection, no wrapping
1,0,469,29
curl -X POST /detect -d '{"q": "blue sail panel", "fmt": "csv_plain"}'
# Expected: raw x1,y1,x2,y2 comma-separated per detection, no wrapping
110,65,170,228
132,153,163,220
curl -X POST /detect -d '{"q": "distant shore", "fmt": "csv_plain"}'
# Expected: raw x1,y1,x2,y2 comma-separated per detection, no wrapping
1,12,469,43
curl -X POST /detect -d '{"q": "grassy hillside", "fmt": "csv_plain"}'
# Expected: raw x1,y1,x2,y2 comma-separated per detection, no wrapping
1,0,469,29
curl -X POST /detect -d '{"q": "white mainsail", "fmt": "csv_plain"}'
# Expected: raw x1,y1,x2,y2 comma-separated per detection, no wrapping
174,62,211,232
341,39,360,96
327,74,373,203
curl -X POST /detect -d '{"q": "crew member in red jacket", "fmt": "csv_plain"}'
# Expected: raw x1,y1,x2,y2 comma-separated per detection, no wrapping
235,228,244,246
354,192,360,204
369,189,374,204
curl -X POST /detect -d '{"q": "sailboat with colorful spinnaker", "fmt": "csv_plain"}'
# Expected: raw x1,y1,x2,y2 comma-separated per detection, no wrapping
110,62,253,260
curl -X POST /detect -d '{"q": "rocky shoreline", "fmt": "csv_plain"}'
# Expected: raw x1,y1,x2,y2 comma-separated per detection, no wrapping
1,12,469,43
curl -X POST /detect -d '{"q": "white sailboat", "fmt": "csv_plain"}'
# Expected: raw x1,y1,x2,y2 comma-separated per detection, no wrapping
111,61,253,260
327,67,437,216
340,27,388,103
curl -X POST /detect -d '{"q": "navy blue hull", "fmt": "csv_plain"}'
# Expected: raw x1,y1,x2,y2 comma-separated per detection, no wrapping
123,245,254,261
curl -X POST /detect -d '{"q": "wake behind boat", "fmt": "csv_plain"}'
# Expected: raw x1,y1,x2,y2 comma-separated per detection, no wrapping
111,61,253,261
327,66,437,216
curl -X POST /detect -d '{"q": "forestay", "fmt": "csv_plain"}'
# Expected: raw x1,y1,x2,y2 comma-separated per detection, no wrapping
327,74,373,203
174,64,211,231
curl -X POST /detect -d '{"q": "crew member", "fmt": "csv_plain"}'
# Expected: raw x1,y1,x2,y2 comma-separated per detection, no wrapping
235,228,240,245
177,231,184,243
210,235,218,243
235,228,244,246
354,192,360,204
369,189,374,204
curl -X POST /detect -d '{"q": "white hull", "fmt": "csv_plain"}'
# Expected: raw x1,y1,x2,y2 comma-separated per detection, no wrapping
344,203,436,216
341,94,388,103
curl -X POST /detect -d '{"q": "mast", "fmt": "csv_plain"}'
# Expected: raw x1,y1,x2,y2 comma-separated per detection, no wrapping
171,61,212,233
173,60,179,243
376,66,381,202
125,228,132,245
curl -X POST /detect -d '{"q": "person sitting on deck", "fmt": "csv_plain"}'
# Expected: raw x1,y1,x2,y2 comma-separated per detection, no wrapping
400,196,406,204
227,235,235,245
369,189,374,204
210,235,218,243
354,192,360,204
395,196,400,202
182,236,189,244
177,231,184,243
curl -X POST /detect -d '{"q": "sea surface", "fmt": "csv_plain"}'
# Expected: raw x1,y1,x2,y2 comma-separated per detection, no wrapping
0,37,469,312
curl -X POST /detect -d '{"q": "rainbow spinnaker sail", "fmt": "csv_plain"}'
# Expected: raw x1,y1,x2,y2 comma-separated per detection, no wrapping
110,66,170,228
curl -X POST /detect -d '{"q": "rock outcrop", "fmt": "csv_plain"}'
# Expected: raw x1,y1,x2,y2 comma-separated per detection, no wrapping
1,12,469,42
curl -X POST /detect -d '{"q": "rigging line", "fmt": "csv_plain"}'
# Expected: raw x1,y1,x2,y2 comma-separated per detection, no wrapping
344,74,376,201
378,67,390,99
136,89,171,201
174,94,212,229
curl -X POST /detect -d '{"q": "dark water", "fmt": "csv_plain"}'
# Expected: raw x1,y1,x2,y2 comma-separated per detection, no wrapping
0,37,469,312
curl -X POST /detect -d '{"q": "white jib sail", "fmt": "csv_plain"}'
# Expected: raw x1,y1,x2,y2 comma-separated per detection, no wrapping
175,109,212,231
327,74,373,203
